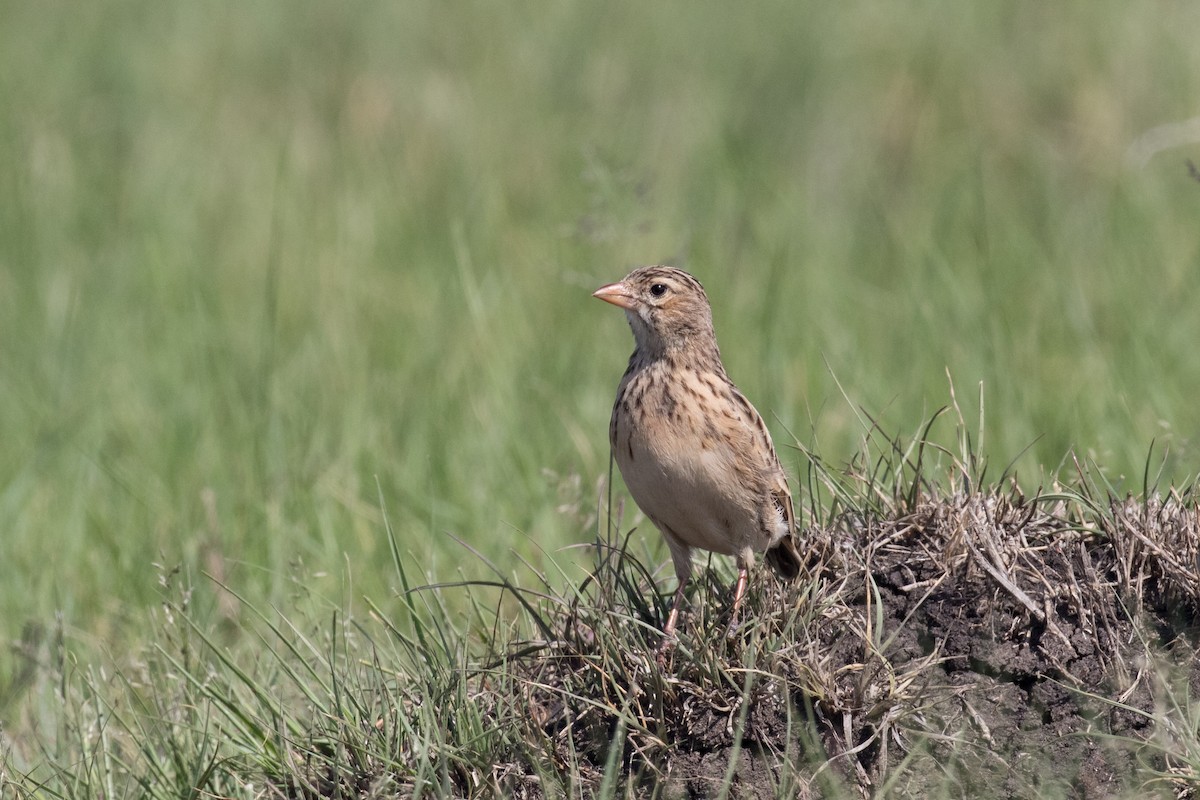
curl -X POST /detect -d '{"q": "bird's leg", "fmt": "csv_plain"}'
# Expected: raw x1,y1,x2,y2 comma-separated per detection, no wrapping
656,580,688,664
731,566,749,613
726,555,751,635
659,532,693,651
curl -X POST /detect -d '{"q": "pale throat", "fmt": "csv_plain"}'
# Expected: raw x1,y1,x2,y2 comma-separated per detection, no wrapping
625,311,720,366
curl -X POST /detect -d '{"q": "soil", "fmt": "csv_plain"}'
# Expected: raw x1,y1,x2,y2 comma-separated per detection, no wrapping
502,490,1200,799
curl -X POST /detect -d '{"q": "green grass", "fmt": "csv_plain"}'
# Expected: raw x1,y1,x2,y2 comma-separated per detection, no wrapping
2,1,1200,795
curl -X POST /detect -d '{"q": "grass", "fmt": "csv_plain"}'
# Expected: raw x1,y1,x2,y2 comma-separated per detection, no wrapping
5,416,1200,798
3,1,1200,796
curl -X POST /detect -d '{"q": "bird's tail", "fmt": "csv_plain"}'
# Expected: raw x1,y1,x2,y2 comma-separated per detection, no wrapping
765,535,802,580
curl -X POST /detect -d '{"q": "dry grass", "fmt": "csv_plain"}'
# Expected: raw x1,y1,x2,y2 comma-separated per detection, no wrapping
387,423,1200,798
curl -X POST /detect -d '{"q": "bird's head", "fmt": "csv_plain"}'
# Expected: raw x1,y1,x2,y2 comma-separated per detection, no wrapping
593,265,717,357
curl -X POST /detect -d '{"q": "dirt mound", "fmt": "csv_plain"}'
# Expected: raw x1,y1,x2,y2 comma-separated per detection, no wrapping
499,487,1200,798
834,490,1200,798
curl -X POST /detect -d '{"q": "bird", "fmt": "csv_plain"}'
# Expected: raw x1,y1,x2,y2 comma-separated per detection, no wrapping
593,265,802,643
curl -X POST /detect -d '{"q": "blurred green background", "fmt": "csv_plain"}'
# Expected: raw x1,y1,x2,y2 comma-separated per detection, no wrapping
1,1,1199,665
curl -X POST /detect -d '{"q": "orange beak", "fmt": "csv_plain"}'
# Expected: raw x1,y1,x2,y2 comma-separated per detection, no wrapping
592,281,637,310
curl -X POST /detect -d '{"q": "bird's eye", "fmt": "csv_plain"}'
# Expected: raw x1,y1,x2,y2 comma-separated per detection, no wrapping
650,283,668,298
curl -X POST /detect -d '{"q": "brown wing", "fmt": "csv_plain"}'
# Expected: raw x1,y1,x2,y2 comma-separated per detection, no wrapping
727,383,802,579
726,383,795,535
774,474,796,537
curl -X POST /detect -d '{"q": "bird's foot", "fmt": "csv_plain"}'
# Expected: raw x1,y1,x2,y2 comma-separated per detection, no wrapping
655,636,675,668
724,611,742,640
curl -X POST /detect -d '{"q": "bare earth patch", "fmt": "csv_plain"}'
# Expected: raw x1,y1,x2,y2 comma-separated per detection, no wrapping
489,484,1200,799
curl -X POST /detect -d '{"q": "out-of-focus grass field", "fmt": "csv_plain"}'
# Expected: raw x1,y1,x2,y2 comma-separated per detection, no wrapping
2,0,1199,727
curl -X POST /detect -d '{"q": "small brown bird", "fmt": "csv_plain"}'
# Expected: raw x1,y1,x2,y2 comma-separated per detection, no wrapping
593,265,802,641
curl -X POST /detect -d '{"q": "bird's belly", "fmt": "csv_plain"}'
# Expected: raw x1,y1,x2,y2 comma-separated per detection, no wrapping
615,431,766,556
